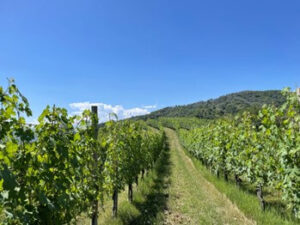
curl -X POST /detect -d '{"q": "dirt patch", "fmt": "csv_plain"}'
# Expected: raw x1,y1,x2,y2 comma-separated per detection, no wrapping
164,210,192,225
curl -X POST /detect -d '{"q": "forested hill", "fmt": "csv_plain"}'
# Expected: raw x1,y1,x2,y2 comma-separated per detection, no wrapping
139,90,286,120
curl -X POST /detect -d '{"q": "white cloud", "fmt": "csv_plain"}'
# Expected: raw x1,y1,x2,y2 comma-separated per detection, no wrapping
69,102,153,122
143,105,157,109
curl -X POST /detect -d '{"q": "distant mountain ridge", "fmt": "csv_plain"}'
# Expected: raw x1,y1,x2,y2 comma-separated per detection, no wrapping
138,90,285,120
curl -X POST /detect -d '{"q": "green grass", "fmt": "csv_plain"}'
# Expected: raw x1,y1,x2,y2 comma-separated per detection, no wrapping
77,142,171,225
183,149,300,225
164,128,254,225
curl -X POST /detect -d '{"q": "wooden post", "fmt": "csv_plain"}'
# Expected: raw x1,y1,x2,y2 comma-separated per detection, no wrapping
91,106,98,138
256,184,265,211
91,106,99,225
128,183,133,203
297,88,300,101
112,189,118,217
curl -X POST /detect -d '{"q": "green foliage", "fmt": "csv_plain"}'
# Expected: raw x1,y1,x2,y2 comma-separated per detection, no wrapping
146,117,206,130
0,80,166,224
102,120,165,194
0,79,35,224
177,88,300,219
32,106,84,224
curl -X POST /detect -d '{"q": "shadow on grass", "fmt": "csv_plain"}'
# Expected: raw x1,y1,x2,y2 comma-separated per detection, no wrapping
119,141,172,225
188,152,298,223
234,177,295,220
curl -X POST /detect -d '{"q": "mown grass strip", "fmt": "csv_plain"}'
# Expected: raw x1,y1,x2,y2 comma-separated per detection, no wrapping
182,147,299,225
165,128,254,225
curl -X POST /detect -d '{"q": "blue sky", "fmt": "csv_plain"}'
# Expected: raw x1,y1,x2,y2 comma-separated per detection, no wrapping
0,0,299,122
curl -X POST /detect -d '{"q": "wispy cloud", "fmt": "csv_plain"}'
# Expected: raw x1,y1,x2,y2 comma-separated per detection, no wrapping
143,105,157,109
69,102,154,122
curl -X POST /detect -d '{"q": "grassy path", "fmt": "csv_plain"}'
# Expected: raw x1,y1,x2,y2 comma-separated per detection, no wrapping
164,128,255,225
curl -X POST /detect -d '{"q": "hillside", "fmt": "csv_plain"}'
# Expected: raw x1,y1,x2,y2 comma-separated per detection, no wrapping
139,90,285,120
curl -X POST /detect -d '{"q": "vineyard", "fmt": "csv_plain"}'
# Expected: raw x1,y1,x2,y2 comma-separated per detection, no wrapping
177,88,300,219
0,80,299,225
144,88,300,223
0,80,165,224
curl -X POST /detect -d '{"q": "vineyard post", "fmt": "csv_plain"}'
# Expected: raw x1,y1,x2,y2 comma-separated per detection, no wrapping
128,183,133,203
256,184,265,211
91,106,99,225
141,169,145,179
112,189,118,217
234,174,242,187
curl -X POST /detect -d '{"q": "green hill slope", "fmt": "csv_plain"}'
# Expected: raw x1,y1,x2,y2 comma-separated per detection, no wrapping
140,90,285,120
